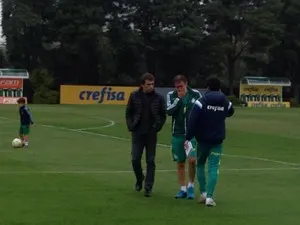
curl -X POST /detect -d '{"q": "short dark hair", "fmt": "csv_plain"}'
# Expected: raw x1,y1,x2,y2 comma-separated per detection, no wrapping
17,97,26,104
173,74,187,84
206,76,221,91
140,73,155,84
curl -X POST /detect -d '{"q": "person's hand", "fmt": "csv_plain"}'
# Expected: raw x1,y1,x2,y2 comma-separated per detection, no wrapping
178,89,186,98
184,140,190,150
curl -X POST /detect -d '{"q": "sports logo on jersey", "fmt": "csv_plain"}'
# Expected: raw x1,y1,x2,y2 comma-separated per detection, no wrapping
207,105,224,111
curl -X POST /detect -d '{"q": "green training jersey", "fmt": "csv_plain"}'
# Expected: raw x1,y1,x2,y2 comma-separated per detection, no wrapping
166,87,202,136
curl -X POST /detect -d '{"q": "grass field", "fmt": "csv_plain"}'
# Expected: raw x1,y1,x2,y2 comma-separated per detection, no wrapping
0,105,300,225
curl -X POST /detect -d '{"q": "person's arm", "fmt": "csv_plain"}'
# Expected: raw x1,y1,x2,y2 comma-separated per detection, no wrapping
186,100,202,141
24,107,34,125
155,95,167,132
125,92,134,131
227,101,235,117
166,91,182,116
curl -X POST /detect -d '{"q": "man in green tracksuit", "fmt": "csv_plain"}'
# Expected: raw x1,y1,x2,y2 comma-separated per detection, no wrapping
166,75,202,199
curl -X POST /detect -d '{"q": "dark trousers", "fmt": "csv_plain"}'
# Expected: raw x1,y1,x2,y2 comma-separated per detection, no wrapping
131,131,157,190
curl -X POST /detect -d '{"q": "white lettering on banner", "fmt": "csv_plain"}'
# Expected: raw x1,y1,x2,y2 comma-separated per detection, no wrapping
0,80,19,85
3,98,18,104
207,105,224,111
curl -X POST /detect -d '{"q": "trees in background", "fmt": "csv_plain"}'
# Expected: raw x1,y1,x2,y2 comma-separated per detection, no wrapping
2,0,300,101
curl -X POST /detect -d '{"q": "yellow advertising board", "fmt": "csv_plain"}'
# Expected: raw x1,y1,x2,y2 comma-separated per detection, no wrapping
247,101,290,108
60,85,137,105
240,84,282,96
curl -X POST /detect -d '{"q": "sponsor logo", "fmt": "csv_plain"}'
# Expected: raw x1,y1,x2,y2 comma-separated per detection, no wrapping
60,85,136,105
3,98,17,104
244,86,259,92
0,78,23,88
207,105,224,111
264,87,279,93
240,84,281,96
0,80,19,85
79,87,125,103
247,101,290,108
0,97,27,104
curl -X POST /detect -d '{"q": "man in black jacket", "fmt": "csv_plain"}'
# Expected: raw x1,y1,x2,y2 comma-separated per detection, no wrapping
126,73,166,197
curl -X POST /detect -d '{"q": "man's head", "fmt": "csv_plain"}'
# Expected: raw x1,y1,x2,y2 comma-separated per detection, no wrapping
141,73,155,93
17,97,26,106
206,76,221,91
173,74,188,97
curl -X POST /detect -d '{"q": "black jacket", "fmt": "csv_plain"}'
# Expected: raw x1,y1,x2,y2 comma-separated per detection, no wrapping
186,91,234,144
126,88,167,133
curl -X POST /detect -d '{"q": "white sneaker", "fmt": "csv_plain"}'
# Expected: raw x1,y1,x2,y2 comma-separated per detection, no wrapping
198,192,207,203
205,197,216,207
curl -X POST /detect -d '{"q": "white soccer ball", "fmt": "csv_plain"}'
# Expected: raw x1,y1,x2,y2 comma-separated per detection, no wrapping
12,138,23,148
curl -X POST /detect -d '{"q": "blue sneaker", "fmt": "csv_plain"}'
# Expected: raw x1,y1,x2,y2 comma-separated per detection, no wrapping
175,190,187,199
187,186,195,199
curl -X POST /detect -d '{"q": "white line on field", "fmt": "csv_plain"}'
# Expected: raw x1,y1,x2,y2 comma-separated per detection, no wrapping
0,116,115,131
75,117,115,131
0,167,298,175
1,116,300,167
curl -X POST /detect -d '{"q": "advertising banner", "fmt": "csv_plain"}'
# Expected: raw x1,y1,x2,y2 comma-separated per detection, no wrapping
60,85,137,105
240,84,282,96
0,97,27,104
247,101,290,108
0,78,23,89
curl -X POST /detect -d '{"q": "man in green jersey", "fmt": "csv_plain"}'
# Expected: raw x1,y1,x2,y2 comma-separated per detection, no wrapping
166,75,202,199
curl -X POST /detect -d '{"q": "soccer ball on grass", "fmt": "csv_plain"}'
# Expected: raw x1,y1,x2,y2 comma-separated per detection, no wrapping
12,138,23,148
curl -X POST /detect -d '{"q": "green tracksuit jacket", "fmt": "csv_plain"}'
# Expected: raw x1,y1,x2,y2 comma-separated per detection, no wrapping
166,87,202,136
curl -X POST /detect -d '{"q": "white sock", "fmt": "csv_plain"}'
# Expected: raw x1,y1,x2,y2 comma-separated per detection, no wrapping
24,141,28,146
181,186,187,192
187,182,194,188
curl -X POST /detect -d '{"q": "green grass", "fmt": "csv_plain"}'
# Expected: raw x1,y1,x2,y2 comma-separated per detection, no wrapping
0,105,299,225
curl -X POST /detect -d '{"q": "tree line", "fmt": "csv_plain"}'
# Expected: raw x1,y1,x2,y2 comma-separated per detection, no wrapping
1,0,300,103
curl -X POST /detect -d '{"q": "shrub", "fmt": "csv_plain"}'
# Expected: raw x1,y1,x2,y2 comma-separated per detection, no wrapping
227,95,247,107
290,98,300,107
30,68,59,104
33,87,59,104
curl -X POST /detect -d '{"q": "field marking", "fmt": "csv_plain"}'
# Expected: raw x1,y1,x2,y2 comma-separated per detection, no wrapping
75,117,115,131
41,124,300,167
1,116,300,167
0,116,116,131
0,167,298,175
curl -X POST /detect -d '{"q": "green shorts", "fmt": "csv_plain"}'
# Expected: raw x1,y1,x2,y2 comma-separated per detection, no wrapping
171,135,197,162
19,125,30,136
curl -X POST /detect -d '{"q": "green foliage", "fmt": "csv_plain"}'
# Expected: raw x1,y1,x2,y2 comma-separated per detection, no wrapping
30,68,54,89
202,0,284,94
33,87,59,104
30,68,59,104
290,98,300,108
227,95,247,107
0,48,9,67
0,0,299,101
